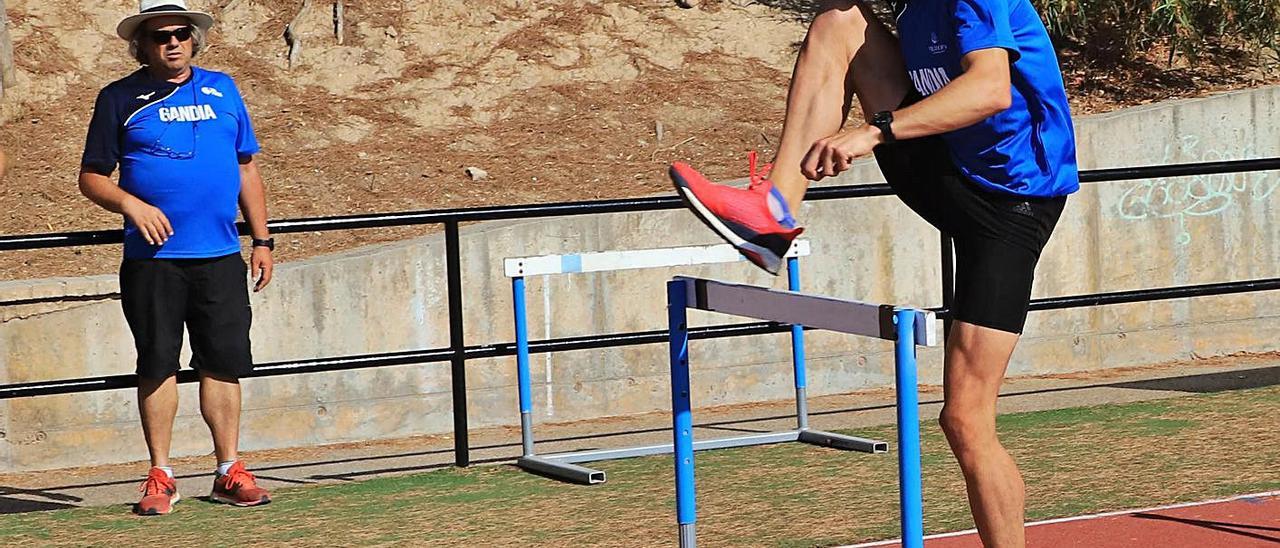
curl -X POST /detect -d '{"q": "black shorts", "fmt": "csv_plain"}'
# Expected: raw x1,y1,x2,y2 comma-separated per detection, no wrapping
120,253,254,380
874,136,1067,334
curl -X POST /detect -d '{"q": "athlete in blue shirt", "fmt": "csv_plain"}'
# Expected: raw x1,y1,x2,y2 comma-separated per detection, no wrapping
670,2,1077,545
78,1,273,516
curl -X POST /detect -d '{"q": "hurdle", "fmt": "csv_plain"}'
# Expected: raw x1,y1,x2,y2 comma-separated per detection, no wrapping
505,241,886,485
667,277,938,548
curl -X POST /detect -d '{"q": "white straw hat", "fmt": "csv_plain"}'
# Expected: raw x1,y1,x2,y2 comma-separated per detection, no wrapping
116,1,214,40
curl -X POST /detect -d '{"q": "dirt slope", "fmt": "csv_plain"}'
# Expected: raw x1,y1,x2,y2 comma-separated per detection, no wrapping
0,0,1274,281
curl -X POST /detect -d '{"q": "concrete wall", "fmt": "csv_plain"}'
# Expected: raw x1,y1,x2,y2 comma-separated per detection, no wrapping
1,87,1277,472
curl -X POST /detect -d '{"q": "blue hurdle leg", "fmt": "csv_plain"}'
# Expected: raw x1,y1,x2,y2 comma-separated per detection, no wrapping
894,309,924,548
786,256,809,429
668,280,697,548
513,276,535,457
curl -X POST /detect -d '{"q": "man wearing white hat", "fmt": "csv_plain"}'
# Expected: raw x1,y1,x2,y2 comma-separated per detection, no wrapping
79,1,273,515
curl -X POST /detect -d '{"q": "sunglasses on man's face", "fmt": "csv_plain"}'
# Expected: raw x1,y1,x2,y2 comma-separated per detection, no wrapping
148,26,193,45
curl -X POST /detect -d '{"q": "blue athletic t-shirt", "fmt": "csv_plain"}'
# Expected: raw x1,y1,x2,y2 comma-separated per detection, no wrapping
897,0,1078,197
82,67,260,259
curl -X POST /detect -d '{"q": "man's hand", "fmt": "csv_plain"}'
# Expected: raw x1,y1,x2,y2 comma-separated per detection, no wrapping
237,156,273,293
801,125,884,181
250,245,273,292
121,197,174,246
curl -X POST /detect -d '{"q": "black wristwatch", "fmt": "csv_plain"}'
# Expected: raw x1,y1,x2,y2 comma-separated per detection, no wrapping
872,110,897,144
252,237,275,251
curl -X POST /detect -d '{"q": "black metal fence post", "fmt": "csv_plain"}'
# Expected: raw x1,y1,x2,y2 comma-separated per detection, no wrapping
939,233,955,342
445,221,470,467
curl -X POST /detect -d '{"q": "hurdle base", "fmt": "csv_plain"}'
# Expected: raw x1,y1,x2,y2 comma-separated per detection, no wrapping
523,429,886,484
517,456,607,485
798,429,888,453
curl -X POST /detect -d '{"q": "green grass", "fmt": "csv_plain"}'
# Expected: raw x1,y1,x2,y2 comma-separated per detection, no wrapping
1,385,1276,547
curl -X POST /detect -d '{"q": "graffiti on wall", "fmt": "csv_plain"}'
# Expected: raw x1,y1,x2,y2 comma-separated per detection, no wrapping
1116,134,1279,244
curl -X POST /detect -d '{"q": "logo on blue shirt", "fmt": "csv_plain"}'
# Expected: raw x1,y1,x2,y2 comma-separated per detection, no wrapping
929,33,948,55
158,104,218,123
908,67,952,95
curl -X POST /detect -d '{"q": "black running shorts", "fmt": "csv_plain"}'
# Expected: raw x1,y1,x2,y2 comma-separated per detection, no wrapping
120,253,254,379
873,136,1067,334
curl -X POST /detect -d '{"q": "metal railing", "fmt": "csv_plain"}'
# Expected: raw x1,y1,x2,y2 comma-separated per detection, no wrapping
2,156,1278,467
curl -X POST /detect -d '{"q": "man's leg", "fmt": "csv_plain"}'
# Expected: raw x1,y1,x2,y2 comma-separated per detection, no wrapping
940,321,1025,548
201,368,271,507
200,370,269,507
122,257,187,515
185,254,254,464
189,254,270,506
121,258,188,470
139,374,179,467
770,0,912,208
198,372,241,464
136,374,183,515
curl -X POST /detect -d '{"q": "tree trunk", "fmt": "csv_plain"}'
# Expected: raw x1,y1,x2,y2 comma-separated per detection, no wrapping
334,1,344,45
285,0,312,69
0,0,17,100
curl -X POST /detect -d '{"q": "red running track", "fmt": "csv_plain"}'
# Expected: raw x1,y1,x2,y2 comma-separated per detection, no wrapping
848,491,1279,547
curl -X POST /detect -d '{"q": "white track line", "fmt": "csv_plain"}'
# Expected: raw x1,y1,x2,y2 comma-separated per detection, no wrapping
841,490,1280,547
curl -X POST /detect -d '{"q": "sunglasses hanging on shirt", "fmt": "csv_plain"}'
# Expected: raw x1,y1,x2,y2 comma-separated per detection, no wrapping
149,26,194,45
141,82,201,160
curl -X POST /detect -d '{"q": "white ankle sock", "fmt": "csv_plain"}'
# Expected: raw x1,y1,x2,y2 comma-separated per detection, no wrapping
156,466,174,479
766,186,798,228
216,460,236,476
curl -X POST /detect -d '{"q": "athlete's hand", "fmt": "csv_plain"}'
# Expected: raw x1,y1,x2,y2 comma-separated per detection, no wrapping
121,197,174,246
250,246,274,292
801,125,884,181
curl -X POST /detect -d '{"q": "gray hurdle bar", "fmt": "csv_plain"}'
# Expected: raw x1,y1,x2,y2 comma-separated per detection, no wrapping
667,277,938,548
504,241,887,485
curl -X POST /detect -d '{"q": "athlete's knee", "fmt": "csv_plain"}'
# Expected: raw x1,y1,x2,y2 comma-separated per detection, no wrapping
937,405,966,442
939,404,995,456
811,1,868,39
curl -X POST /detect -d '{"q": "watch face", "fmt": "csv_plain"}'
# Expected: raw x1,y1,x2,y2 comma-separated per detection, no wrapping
873,112,895,142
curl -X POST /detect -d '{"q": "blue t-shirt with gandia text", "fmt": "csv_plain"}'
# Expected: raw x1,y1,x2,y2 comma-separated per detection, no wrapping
897,0,1079,197
82,67,259,258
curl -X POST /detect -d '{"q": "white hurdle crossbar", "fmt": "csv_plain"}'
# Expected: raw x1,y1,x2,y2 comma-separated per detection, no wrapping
505,241,884,485
504,241,810,278
668,277,938,548
687,277,938,347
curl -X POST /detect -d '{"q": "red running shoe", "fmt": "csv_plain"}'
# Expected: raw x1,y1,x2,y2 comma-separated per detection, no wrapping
134,467,180,516
209,461,271,507
669,152,803,275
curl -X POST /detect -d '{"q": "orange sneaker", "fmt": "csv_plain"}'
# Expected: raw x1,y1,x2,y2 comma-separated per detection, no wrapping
134,467,180,516
669,152,804,275
209,461,271,507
